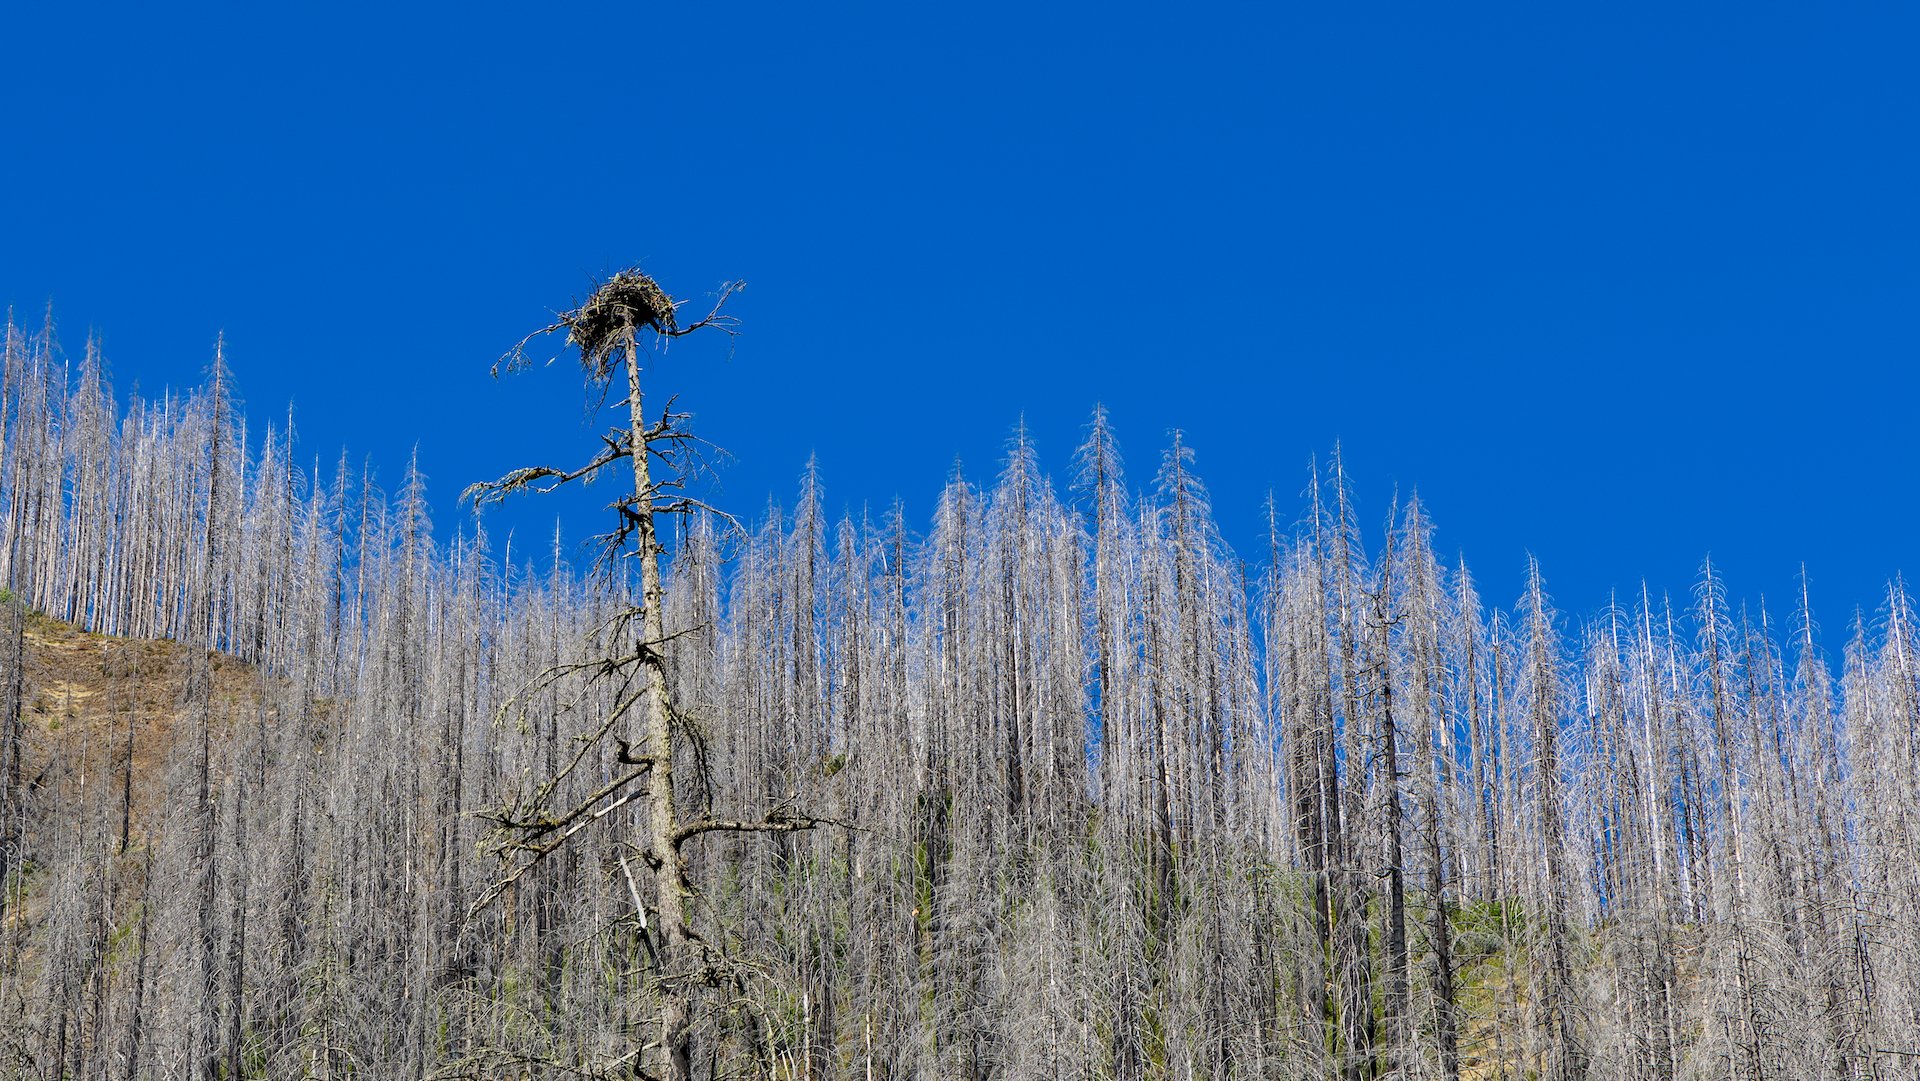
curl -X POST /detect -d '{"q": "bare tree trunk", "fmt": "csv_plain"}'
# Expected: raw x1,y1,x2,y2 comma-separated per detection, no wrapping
1526,564,1586,1081
0,593,23,914
622,330,696,1081
1372,567,1411,1074
123,844,152,1081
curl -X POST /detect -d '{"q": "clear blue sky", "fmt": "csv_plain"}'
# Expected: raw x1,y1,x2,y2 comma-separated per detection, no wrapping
3,3,1914,631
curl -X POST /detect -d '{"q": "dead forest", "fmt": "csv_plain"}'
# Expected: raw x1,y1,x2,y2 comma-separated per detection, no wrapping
2,299,1918,1081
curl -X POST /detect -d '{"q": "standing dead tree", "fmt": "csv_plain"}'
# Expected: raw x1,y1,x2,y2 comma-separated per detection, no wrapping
467,269,837,1081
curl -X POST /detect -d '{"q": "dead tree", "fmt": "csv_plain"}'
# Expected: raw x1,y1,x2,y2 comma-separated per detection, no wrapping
469,269,837,1081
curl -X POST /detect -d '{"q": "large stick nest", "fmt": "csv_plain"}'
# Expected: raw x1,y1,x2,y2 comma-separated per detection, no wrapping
495,269,741,381
565,270,678,380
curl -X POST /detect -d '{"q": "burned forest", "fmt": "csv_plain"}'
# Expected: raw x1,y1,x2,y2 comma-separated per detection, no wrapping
1,283,1916,1081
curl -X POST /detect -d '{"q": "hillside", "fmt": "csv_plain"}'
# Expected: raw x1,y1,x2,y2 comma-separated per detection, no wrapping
5,609,263,852
1,609,1704,1081
3,307,1915,1081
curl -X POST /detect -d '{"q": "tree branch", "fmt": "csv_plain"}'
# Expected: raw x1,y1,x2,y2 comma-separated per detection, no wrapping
670,808,854,851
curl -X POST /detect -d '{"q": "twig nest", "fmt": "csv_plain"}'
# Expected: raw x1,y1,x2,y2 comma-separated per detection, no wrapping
567,270,678,379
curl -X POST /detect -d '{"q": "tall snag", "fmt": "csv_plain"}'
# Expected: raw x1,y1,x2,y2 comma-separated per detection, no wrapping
468,270,837,1081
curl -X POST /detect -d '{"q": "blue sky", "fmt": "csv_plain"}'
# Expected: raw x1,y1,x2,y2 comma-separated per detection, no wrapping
2,3,1914,632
